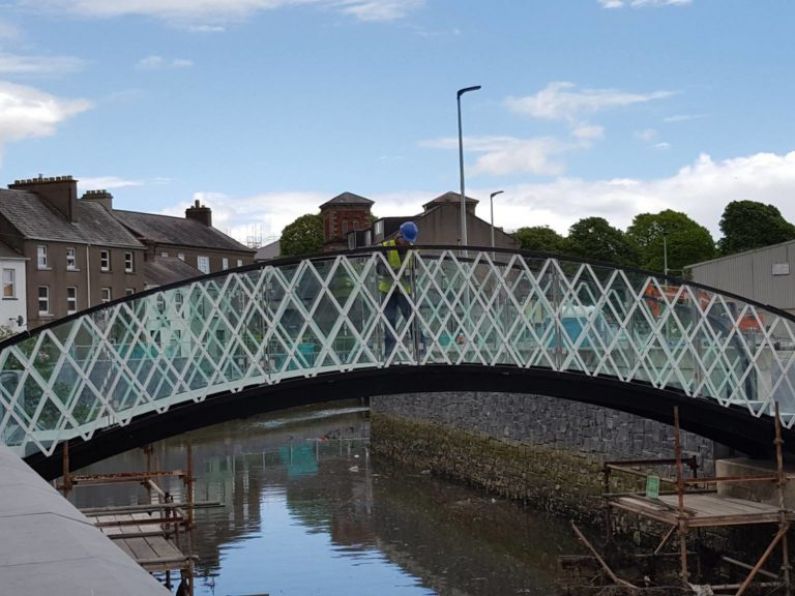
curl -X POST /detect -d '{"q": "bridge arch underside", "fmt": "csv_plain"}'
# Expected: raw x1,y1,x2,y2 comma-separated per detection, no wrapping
26,365,793,481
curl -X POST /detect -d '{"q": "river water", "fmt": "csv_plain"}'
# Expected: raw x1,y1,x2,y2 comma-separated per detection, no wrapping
69,403,579,595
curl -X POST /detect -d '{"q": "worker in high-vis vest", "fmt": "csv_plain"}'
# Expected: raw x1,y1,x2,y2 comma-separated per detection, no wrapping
379,221,422,358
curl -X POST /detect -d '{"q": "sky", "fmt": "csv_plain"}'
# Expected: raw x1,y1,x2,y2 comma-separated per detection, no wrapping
1,0,795,246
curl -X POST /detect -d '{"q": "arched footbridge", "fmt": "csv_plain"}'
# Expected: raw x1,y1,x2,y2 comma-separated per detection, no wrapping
3,246,795,479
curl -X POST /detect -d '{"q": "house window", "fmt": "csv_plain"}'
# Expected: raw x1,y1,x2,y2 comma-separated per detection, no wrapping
237,259,243,267
37,286,49,314
125,288,135,296
177,253,185,261
374,220,384,237
100,250,110,272
197,255,210,274
37,245,48,269
161,251,169,258
222,257,229,270
2,269,15,298
124,252,134,273
101,287,112,303
66,287,77,314
66,247,77,270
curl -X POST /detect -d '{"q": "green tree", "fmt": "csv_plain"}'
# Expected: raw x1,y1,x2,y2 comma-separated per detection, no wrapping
626,210,715,274
718,200,795,256
280,213,323,256
514,226,567,253
565,217,640,267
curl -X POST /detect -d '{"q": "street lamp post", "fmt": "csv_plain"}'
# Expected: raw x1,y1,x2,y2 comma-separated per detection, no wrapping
489,190,504,249
457,85,481,248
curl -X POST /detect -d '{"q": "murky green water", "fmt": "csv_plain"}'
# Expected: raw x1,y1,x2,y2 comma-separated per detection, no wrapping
70,403,579,595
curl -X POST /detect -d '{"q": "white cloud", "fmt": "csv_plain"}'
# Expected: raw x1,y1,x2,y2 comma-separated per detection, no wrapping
599,0,692,8
0,21,21,41
0,81,91,153
157,151,795,244
338,0,424,21
78,176,144,191
135,55,193,70
652,141,671,150
0,53,85,75
422,135,573,176
486,151,795,238
25,0,424,24
572,124,604,140
635,128,657,142
506,81,675,124
664,113,706,123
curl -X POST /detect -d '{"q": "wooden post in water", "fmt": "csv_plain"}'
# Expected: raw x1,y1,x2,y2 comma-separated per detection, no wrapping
673,406,689,586
61,441,71,496
775,402,792,595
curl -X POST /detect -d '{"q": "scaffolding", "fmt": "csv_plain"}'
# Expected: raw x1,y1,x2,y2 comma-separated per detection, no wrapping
567,405,793,595
59,444,206,595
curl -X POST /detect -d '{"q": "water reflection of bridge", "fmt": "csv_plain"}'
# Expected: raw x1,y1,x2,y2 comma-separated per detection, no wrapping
5,247,795,476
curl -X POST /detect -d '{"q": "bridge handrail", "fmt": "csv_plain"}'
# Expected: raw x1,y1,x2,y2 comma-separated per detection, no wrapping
3,246,795,458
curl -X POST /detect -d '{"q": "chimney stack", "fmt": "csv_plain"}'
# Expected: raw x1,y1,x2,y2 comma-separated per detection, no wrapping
186,199,212,227
81,189,113,211
9,175,79,222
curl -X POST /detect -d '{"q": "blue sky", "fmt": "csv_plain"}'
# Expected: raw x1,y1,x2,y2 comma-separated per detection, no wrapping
2,0,795,243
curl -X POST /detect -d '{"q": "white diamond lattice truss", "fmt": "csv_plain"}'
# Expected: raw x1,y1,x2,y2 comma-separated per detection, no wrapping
2,249,795,458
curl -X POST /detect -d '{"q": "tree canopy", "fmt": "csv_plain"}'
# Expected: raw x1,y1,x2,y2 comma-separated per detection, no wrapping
626,210,715,273
718,200,795,256
565,217,640,267
280,213,323,257
513,226,567,254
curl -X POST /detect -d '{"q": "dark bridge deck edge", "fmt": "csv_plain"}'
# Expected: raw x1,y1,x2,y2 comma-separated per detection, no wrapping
26,365,791,480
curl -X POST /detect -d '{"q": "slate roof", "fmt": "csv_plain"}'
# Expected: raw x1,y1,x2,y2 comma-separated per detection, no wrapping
422,191,478,211
0,240,24,259
319,192,374,209
113,210,253,253
0,189,144,248
144,256,203,287
254,239,280,261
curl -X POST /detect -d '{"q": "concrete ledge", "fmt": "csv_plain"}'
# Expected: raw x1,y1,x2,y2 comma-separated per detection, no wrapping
716,457,795,508
0,445,168,595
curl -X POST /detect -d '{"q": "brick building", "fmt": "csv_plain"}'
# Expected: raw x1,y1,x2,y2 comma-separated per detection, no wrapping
319,192,374,252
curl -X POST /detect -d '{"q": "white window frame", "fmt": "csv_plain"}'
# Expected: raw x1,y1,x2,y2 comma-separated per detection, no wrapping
177,253,185,261
237,259,243,267
2,268,15,299
197,255,210,274
37,286,49,315
37,245,48,270
100,287,112,303
161,251,169,258
124,251,134,273
100,250,110,272
125,288,135,296
66,287,77,314
66,247,78,271
222,257,229,270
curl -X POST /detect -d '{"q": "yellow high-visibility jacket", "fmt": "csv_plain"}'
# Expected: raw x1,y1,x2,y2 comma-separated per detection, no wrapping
378,239,412,294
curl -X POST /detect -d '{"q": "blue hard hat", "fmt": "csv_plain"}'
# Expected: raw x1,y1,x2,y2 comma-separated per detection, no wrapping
399,221,418,243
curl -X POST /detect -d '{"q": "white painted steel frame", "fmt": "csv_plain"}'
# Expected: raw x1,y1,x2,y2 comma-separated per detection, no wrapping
2,249,795,458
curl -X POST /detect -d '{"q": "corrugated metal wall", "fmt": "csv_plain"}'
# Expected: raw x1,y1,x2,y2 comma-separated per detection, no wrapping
688,241,795,313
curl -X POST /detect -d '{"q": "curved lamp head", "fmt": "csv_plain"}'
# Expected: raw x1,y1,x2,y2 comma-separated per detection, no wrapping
457,85,482,98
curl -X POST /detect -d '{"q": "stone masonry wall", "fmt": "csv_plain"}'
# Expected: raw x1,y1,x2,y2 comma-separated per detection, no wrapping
370,392,716,520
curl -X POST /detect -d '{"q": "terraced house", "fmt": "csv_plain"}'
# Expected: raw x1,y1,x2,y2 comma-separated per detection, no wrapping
0,176,146,330
0,176,256,331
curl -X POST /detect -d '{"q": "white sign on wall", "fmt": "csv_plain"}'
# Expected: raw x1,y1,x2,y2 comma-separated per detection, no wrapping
772,263,790,276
